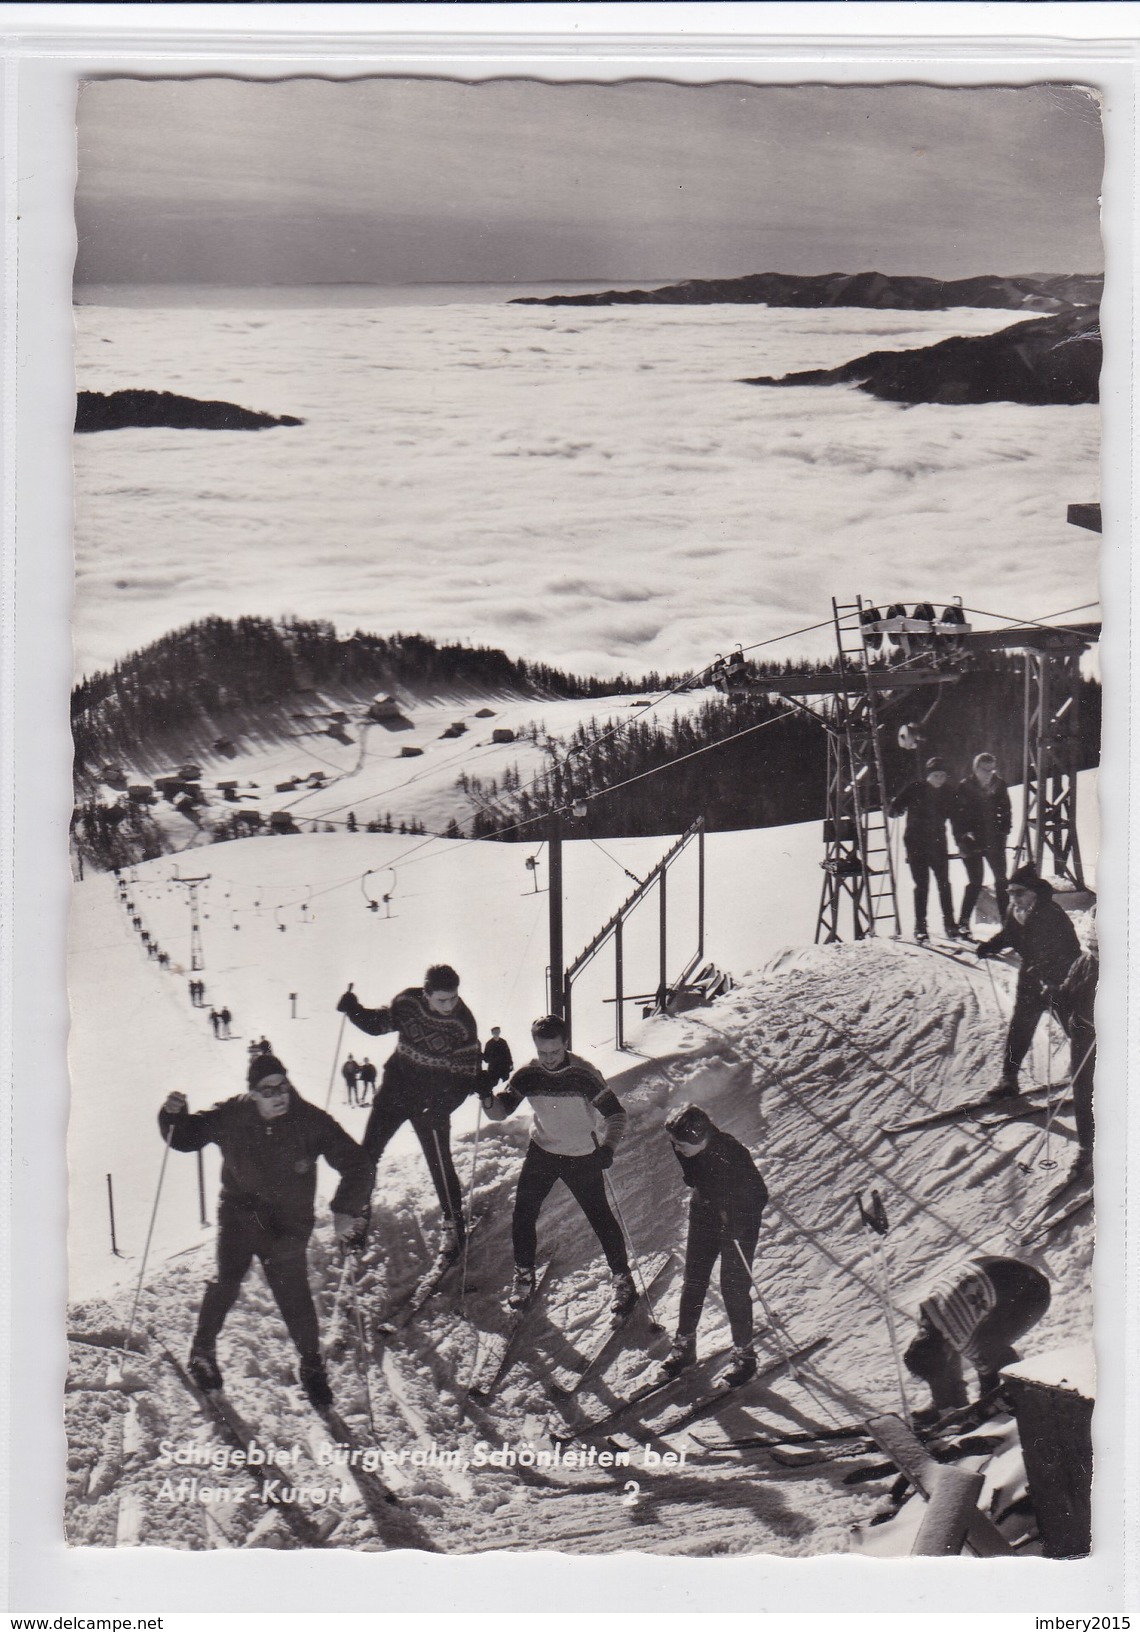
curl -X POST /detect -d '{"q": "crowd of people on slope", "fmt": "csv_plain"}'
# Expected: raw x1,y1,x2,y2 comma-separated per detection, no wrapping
151,746,1096,1424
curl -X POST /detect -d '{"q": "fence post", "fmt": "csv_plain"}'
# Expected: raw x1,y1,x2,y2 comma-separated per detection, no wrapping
107,1173,122,1257
659,868,668,992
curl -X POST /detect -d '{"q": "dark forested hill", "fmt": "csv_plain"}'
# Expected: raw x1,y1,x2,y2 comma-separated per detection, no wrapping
512,271,1102,312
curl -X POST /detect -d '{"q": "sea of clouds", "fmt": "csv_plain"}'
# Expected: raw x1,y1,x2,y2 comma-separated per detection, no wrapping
72,294,1100,679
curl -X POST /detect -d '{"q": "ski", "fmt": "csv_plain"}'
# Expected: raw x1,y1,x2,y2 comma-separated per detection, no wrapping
155,1340,329,1549
689,1420,867,1452
311,1404,400,1510
1020,1173,1093,1244
465,1254,559,1403
547,1253,673,1396
375,1212,485,1346
646,1336,830,1438
549,1344,736,1445
883,1083,1070,1137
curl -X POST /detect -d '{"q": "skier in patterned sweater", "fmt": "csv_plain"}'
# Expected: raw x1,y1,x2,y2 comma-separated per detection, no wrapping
482,1014,636,1316
337,964,482,1255
904,1255,1051,1425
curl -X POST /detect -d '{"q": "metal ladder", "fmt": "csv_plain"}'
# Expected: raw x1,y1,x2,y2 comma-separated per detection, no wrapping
816,598,901,939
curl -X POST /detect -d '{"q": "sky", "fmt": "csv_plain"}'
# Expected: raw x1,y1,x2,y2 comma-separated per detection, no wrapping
74,77,1105,285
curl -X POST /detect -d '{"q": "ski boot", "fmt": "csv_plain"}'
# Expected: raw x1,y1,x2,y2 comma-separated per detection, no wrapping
187,1341,223,1394
956,920,975,942
299,1356,333,1411
914,925,929,943
507,1265,535,1312
610,1270,637,1320
985,1075,1020,1103
722,1345,758,1388
943,921,960,941
656,1333,697,1384
438,1218,464,1262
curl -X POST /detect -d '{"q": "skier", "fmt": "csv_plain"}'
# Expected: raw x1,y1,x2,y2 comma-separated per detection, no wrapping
342,1054,361,1107
219,1006,232,1039
481,1014,635,1316
336,964,481,1255
887,756,958,941
952,752,1012,934
358,1058,377,1106
188,979,198,1006
657,1103,769,1387
209,1008,221,1038
1057,915,1097,1179
482,1026,514,1088
975,865,1082,1101
904,1255,1051,1426
158,1053,374,1409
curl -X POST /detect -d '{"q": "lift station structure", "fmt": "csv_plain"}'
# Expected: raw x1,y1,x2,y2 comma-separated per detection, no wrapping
721,599,1099,944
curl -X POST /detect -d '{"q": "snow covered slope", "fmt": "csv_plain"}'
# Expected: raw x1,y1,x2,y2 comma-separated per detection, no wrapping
65,785,1097,1555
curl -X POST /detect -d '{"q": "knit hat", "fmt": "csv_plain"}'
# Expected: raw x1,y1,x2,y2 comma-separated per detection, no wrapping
1009,864,1044,893
924,756,947,774
664,1103,715,1144
973,752,997,771
248,1053,288,1089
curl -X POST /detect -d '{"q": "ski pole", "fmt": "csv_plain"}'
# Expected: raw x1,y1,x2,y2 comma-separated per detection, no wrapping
983,956,1004,1020
728,1236,801,1378
324,983,352,1111
855,1191,910,1422
600,1164,665,1333
124,1123,175,1355
345,1251,377,1437
459,1100,483,1311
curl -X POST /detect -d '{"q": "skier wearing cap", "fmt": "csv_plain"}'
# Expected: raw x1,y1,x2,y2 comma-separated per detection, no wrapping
481,1014,635,1317
482,1027,514,1088
976,864,1083,1102
341,1054,361,1107
952,752,1012,934
337,964,481,1255
888,757,959,941
904,1255,1051,1426
659,1104,769,1388
158,1053,374,1408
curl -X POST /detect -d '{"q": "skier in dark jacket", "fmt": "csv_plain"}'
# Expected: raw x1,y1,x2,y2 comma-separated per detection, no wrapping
341,1054,361,1106
904,1255,1051,1424
483,1013,634,1316
952,752,1012,933
888,757,958,941
158,1052,374,1408
482,1027,514,1088
658,1103,769,1387
337,964,481,1254
1057,916,1097,1178
976,865,1082,1100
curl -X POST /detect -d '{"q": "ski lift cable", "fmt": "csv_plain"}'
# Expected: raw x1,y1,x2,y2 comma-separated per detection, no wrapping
589,838,645,888
957,600,1099,640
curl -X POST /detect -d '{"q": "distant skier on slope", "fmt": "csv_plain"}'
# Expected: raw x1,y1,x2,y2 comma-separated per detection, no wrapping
975,865,1082,1102
887,756,958,942
337,964,482,1256
904,1255,1051,1426
482,1026,514,1088
158,1053,374,1409
952,751,1012,934
481,1014,636,1317
208,1008,221,1038
358,1057,377,1105
657,1103,769,1388
341,1054,361,1106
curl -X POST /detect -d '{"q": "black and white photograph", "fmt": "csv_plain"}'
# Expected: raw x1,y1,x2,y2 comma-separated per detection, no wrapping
61,66,1108,1564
